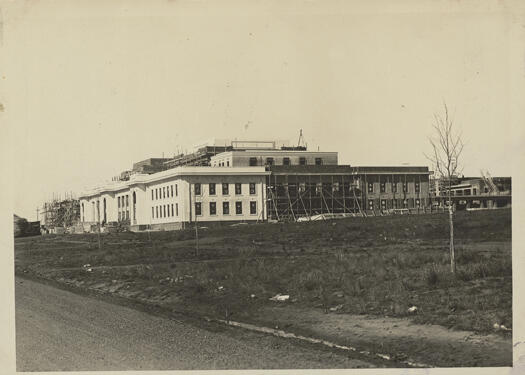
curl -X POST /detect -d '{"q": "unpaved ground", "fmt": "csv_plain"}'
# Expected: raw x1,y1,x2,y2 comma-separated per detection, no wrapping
16,277,380,371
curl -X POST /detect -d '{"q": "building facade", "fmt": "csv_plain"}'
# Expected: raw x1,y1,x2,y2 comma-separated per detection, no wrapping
79,166,269,231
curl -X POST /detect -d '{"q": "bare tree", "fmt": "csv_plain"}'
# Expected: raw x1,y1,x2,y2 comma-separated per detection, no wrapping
425,103,464,273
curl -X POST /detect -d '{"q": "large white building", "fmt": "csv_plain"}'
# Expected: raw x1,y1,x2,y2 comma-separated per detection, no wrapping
78,166,270,231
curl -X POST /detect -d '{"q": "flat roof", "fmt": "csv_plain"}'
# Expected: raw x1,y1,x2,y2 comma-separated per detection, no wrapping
79,166,270,199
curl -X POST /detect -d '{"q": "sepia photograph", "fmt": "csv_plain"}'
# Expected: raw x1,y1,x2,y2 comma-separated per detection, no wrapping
2,0,525,373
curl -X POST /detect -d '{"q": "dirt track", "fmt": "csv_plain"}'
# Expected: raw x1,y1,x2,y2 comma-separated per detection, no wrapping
15,277,379,371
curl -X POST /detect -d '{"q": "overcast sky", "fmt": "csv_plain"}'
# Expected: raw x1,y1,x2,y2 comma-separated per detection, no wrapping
4,0,524,220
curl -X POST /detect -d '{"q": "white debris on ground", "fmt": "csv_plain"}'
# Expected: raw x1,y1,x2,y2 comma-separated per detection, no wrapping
407,306,418,313
250,294,256,299
329,304,344,312
269,294,290,302
493,323,511,331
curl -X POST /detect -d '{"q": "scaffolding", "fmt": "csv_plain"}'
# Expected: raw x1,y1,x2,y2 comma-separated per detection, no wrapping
265,167,365,221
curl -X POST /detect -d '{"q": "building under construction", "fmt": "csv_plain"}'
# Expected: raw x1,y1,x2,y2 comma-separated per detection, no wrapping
39,196,81,233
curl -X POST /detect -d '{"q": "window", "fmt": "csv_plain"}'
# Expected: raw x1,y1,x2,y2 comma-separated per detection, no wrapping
283,157,290,166
416,199,421,208
175,203,179,216
226,161,230,167
118,197,121,208
473,188,477,195
151,190,154,200
223,201,230,215
164,205,167,217
210,202,217,215
249,182,256,195
403,199,408,208
266,157,274,166
195,202,202,216
156,206,159,218
195,183,201,196
392,182,398,193
299,157,306,165
380,182,386,193
249,157,258,166
415,182,420,193
236,201,242,215
175,184,178,196
367,182,374,193
171,185,174,197
381,199,387,210
152,207,154,218
126,195,129,206
163,187,166,199
250,201,257,215
368,199,374,210
118,212,121,221
167,204,170,217
315,158,322,165
235,183,242,195
160,205,162,218
403,182,408,193
209,183,216,195
171,204,174,216
126,210,129,220
155,189,158,200
222,183,229,195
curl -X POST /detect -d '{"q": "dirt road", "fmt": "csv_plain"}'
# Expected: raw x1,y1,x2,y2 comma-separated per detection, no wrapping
15,277,377,371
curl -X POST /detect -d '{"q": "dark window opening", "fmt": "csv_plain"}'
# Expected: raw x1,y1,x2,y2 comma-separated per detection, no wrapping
195,202,202,216
236,201,242,215
209,183,216,195
249,183,256,195
210,202,216,215
250,201,257,215
223,201,230,215
195,183,201,196
249,157,258,166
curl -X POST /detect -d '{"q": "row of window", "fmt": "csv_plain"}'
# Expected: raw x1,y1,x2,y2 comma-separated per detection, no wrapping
117,195,129,208
194,201,257,216
368,198,422,209
194,183,256,196
248,157,323,166
152,185,178,201
152,203,179,219
118,210,130,220
367,182,421,194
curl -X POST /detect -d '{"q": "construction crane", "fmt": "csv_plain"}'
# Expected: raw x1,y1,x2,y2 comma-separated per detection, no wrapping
480,169,499,195
297,129,306,148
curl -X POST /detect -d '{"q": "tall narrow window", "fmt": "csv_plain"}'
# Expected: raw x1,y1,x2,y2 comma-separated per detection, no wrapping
155,189,158,200
222,183,229,195
380,182,386,193
403,182,408,193
156,206,159,218
176,203,179,216
249,183,256,195
164,205,166,217
152,207,154,218
368,182,374,193
392,182,398,193
171,204,174,216
209,183,216,195
235,183,242,195
223,201,229,215
250,201,257,215
151,190,154,200
236,201,242,215
195,202,202,216
163,187,166,199
195,183,201,196
126,195,129,206
171,185,174,197
415,182,420,193
175,184,178,196
210,202,217,215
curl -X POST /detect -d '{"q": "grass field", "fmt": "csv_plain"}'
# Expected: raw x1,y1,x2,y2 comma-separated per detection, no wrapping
15,209,512,334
